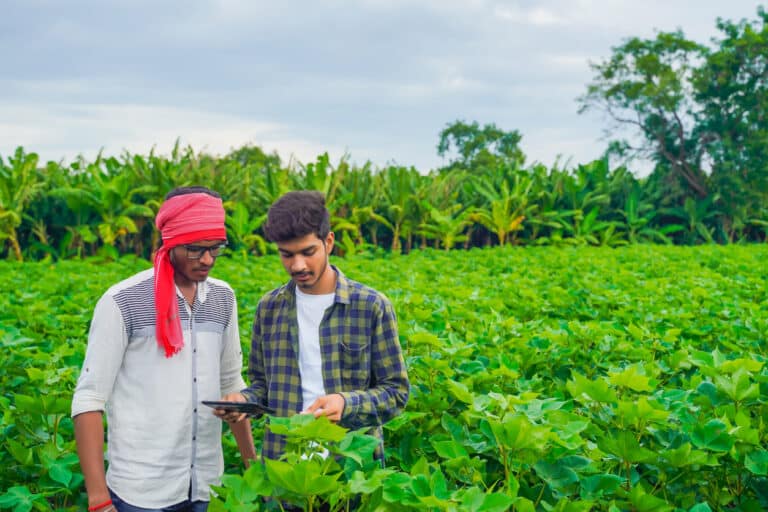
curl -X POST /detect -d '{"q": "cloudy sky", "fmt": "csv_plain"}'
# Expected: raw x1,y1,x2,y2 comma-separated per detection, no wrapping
1,1,763,174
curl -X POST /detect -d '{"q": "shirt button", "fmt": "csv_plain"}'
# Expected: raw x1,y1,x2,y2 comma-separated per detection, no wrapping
193,378,197,382
194,408,197,413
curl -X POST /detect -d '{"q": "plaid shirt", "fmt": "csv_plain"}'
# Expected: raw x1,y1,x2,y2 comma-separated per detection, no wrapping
242,266,409,461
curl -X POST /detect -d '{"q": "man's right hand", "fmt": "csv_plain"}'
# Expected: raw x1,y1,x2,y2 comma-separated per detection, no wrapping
214,392,248,423
74,412,113,511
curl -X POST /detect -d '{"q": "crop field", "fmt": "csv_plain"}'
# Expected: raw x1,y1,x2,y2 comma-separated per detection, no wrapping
1,245,767,511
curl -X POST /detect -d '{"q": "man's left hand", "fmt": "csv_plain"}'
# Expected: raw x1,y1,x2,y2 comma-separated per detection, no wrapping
304,394,345,422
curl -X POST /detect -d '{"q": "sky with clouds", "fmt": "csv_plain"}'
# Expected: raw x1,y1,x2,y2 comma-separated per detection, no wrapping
1,1,763,174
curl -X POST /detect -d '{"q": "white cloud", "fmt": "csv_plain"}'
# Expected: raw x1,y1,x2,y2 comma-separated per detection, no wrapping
0,102,344,167
1,0,763,176
544,54,593,70
493,4,568,26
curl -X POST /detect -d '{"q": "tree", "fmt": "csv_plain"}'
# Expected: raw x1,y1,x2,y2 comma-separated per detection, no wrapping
580,31,710,199
581,8,768,243
437,120,525,172
694,9,768,241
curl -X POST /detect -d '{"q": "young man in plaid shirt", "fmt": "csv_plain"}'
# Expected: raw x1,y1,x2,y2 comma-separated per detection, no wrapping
221,190,409,461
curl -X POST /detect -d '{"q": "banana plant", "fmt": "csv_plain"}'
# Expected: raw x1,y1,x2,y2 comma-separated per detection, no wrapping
0,148,46,260
49,158,156,259
417,203,472,250
371,166,423,253
332,164,379,255
620,187,683,244
748,207,768,242
291,153,347,209
470,171,536,246
224,202,269,257
662,195,720,244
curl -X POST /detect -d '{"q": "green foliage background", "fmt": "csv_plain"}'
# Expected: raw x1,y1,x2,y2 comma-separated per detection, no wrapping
2,245,767,510
2,6,768,512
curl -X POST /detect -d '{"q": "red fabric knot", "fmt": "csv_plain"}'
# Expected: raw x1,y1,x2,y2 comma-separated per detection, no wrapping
153,193,226,357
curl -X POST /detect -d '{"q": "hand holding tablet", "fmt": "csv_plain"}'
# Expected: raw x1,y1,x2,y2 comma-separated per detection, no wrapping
202,400,275,416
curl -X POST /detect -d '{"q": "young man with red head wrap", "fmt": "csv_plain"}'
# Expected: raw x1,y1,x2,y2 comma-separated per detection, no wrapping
71,187,255,512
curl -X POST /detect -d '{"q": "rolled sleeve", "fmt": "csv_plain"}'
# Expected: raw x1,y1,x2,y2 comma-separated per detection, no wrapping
71,294,129,417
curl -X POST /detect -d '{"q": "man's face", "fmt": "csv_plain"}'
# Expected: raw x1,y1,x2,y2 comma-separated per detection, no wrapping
276,232,335,294
170,239,226,286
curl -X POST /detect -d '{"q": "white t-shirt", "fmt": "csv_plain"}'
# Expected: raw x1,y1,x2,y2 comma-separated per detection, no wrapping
295,287,335,411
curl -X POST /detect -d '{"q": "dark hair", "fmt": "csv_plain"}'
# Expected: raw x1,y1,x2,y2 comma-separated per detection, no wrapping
165,186,221,200
263,190,330,242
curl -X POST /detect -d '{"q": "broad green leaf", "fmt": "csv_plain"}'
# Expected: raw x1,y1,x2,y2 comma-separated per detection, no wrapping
335,431,381,465
533,460,579,494
660,443,710,468
382,473,418,505
580,473,623,499
431,467,450,499
460,487,485,511
0,486,38,512
609,364,653,392
7,439,33,465
263,458,340,496
489,415,550,453
383,411,427,431
745,450,768,476
13,394,40,414
242,463,274,498
616,397,669,427
626,323,647,341
714,368,759,403
349,468,394,494
598,431,656,463
409,331,442,349
475,491,515,512
551,498,596,512
719,358,763,374
267,414,347,443
431,439,469,459
410,456,431,477
628,485,673,512
690,419,734,452
513,496,536,512
446,379,475,404
47,460,73,487
566,373,618,403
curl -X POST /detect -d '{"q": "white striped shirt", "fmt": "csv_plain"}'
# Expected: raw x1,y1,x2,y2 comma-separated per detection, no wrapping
71,268,245,508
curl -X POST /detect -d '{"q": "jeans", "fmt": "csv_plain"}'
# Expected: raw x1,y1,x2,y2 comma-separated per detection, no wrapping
109,489,208,512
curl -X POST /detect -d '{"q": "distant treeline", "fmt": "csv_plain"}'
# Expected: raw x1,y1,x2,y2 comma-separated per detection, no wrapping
2,8,767,260
0,136,764,262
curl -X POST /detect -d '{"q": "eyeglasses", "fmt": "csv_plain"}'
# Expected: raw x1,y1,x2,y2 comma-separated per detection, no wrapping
182,243,227,260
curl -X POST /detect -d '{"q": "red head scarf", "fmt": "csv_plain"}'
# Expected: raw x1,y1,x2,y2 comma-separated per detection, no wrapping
154,193,226,357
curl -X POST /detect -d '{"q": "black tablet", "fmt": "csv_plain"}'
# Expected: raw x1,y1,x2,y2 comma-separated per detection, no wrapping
202,400,275,415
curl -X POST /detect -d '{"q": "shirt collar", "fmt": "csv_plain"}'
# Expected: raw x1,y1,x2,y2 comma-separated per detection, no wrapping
281,265,350,305
175,279,209,304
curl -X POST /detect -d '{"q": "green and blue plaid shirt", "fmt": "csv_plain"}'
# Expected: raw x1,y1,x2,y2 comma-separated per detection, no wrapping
242,266,409,461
